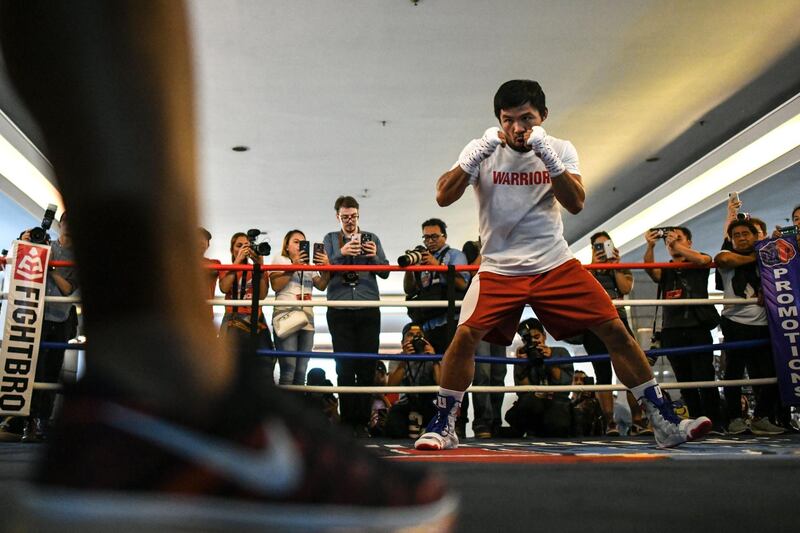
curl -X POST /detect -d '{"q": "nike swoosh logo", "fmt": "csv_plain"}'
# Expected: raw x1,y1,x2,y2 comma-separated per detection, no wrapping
103,402,303,495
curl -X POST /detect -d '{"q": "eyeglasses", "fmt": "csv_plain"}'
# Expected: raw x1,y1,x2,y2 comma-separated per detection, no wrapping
422,233,443,241
339,214,359,222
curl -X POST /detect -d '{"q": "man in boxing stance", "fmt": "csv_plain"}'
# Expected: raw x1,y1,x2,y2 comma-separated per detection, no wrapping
415,79,711,450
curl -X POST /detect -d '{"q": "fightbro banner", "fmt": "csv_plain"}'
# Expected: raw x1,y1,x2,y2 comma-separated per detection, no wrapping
757,236,800,406
0,241,51,416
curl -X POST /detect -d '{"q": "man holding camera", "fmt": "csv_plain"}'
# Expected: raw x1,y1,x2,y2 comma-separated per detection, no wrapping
714,220,784,435
416,79,711,451
385,323,440,438
644,226,723,433
17,212,79,442
402,218,469,354
505,319,573,437
323,195,389,437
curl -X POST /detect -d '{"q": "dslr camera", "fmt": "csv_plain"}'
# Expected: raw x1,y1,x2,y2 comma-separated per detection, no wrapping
517,319,545,367
246,229,272,256
411,332,427,354
28,204,58,245
398,245,427,267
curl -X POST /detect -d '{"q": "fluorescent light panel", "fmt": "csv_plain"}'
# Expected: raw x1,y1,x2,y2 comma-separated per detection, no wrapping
572,96,800,263
0,134,63,214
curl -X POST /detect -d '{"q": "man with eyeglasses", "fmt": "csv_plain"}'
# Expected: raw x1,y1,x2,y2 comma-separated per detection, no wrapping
403,218,469,355
323,195,389,438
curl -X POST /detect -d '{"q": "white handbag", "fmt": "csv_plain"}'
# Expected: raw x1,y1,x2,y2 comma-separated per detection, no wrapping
273,271,310,339
274,309,309,339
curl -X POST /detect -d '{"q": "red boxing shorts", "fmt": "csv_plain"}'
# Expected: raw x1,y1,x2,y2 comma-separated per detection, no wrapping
459,259,619,345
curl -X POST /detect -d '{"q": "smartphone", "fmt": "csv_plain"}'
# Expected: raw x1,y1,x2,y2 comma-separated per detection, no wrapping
298,240,310,264
603,240,615,259
360,232,373,255
313,242,324,264
729,191,740,204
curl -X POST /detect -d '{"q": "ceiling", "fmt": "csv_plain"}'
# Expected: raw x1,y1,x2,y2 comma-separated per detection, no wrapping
2,0,800,295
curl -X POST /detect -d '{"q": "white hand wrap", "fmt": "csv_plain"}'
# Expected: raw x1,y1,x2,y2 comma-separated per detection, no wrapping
458,127,502,176
527,126,566,176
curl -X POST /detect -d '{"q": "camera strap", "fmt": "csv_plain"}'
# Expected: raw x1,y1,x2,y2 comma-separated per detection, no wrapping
231,270,249,301
652,280,662,335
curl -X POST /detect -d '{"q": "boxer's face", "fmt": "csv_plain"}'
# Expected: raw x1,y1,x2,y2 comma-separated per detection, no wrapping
498,103,545,152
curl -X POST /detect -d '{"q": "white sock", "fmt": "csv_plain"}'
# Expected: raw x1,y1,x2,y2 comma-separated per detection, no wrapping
438,388,465,403
630,378,658,401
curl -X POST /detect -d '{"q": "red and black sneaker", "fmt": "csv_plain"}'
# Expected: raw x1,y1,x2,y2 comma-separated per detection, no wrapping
5,356,457,531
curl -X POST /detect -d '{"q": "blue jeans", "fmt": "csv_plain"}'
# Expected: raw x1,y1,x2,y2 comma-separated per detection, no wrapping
274,328,314,385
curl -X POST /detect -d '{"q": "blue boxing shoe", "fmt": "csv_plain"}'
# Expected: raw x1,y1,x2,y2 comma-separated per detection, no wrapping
414,395,460,450
640,384,711,448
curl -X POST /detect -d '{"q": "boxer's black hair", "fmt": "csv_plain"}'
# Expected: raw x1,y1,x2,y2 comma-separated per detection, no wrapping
494,79,547,118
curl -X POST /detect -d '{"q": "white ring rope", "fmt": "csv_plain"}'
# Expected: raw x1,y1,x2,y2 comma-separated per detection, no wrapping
33,377,776,393
0,293,758,307
280,378,778,394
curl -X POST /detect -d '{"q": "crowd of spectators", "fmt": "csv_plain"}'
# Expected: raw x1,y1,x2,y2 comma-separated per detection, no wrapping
197,194,798,439
3,196,797,443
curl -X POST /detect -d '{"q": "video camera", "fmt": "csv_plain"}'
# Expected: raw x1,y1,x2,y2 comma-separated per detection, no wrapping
29,204,58,245
246,229,272,257
778,225,799,237
517,318,545,367
398,245,427,267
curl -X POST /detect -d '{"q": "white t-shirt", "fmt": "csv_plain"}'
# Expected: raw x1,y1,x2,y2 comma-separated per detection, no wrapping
464,137,579,275
271,255,316,330
717,265,767,326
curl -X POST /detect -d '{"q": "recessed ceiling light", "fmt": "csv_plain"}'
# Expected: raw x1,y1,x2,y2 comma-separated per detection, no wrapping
232,146,249,152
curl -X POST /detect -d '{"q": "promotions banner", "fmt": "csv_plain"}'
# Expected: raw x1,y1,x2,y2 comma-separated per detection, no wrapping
0,241,51,416
756,236,800,406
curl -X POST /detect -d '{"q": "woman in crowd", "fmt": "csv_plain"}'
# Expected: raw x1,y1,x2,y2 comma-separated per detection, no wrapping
270,229,330,385
218,231,274,377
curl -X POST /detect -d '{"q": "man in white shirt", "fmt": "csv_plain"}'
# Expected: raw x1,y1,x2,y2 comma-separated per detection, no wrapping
415,79,711,450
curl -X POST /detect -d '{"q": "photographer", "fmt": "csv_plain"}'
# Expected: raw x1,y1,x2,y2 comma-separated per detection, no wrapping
17,211,79,442
583,232,648,435
504,319,573,437
323,195,389,437
770,204,800,246
570,371,604,437
403,218,469,354
270,229,330,385
218,231,274,379
714,220,784,435
303,368,340,425
384,323,440,438
643,226,723,432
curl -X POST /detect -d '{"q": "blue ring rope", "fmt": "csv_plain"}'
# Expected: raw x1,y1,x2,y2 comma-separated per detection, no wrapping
41,338,770,365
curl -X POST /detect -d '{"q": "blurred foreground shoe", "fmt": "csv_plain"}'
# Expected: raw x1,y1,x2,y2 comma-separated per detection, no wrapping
750,417,785,436
4,357,457,532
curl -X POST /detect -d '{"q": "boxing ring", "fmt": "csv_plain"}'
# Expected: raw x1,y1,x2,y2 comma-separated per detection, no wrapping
2,258,798,532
